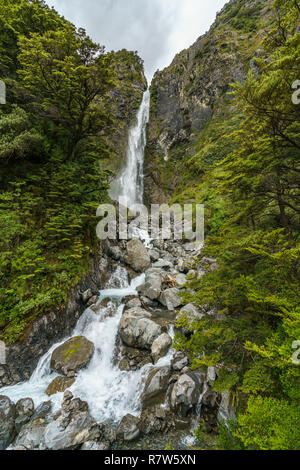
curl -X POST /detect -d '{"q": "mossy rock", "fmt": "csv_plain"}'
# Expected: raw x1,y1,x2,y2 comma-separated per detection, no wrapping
50,336,94,377
46,376,75,396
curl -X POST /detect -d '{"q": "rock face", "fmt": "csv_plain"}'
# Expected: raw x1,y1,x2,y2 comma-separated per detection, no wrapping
118,307,162,350
159,288,182,311
125,239,151,272
141,366,171,409
46,376,76,396
0,395,15,450
151,333,172,363
116,414,140,442
50,336,94,377
170,372,203,417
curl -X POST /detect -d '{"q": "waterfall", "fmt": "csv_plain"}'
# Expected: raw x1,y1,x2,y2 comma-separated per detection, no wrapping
110,90,150,207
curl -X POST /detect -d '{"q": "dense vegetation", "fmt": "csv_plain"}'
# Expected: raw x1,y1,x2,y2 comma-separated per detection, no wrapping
173,0,300,450
0,0,144,342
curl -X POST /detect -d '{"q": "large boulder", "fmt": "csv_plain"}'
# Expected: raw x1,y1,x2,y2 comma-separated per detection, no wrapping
0,395,15,450
46,376,76,396
125,239,151,272
170,372,203,417
159,288,182,311
141,366,171,409
118,307,162,350
171,351,189,371
50,336,94,377
15,418,47,450
116,414,140,442
151,333,172,363
15,398,34,433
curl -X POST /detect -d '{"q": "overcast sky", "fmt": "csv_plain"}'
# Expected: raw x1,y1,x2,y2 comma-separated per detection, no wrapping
47,0,227,82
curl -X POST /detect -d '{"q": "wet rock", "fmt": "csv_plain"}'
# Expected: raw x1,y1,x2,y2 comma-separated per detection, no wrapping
44,392,99,450
159,288,182,311
118,346,152,371
125,239,151,272
137,271,162,300
15,398,34,433
141,366,171,409
116,414,140,442
81,440,110,450
32,401,52,421
46,376,76,396
151,333,172,363
86,295,99,307
171,352,189,371
202,386,218,408
15,418,47,450
125,298,141,309
0,395,15,450
50,336,94,377
170,372,203,417
217,392,236,423
118,307,162,350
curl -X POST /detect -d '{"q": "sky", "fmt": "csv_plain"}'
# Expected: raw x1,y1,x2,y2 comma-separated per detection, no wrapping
47,0,228,83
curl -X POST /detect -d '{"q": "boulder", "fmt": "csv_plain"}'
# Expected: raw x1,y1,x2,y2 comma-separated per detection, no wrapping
118,308,162,350
44,392,99,450
32,401,52,421
15,398,34,433
125,239,151,272
116,414,140,442
159,288,182,311
170,372,203,417
81,289,93,303
81,441,110,450
171,352,189,371
50,336,94,377
141,366,171,409
151,333,172,363
137,271,162,300
46,376,76,396
0,395,15,450
153,259,173,270
15,418,47,450
149,250,160,262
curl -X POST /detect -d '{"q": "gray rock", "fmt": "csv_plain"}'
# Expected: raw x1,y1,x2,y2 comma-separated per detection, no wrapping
81,289,93,303
126,298,142,309
171,352,189,371
118,307,162,350
153,259,173,270
116,414,140,442
0,395,15,450
15,398,34,433
137,271,162,300
179,303,204,321
125,239,151,272
159,288,182,311
141,366,171,409
151,333,172,363
15,419,47,450
32,401,52,421
217,392,236,424
207,366,217,384
50,336,94,377
170,372,203,417
46,376,76,396
149,250,160,262
81,440,110,450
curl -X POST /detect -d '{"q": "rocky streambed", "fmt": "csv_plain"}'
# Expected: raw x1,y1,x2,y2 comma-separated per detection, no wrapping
0,231,227,451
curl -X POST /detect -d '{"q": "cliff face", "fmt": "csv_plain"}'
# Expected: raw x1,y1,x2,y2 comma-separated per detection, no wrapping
145,0,274,204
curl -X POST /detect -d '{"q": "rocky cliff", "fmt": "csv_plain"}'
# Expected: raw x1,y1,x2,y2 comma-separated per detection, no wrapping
145,0,274,204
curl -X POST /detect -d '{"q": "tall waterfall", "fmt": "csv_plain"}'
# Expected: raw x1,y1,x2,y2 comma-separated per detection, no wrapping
110,90,150,207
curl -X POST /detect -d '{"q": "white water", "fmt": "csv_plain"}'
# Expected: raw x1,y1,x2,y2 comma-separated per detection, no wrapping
110,90,150,207
0,92,175,427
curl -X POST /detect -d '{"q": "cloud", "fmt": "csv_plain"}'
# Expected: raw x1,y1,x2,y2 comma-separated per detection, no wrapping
47,0,227,82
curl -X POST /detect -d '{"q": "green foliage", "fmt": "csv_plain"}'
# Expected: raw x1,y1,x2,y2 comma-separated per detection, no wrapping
216,420,245,450
173,0,300,450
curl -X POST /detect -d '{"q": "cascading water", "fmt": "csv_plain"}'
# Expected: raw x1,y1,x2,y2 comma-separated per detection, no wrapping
0,91,174,430
110,90,150,207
